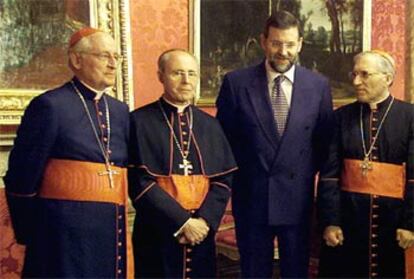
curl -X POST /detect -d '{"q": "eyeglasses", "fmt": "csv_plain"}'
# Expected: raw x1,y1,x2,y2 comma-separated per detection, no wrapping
348,70,385,80
168,70,198,80
269,40,299,49
79,51,123,63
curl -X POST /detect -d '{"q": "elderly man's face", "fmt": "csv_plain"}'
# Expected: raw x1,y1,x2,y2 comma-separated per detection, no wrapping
72,33,119,91
351,55,392,103
158,52,199,105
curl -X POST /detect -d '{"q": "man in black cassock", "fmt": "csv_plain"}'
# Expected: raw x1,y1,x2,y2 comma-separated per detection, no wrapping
4,28,132,278
128,49,237,278
317,50,414,278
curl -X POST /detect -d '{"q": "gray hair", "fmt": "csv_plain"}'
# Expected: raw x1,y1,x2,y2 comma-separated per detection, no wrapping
68,33,101,53
354,50,396,77
67,32,104,71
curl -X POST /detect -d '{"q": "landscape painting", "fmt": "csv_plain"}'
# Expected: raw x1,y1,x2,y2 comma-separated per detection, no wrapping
197,0,366,105
0,0,91,90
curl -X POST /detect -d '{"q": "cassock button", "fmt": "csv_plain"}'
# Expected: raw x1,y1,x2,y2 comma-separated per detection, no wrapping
99,111,103,116
103,137,108,142
372,244,378,248
118,256,122,260
373,205,379,209
186,268,192,272
372,253,377,257
372,224,378,228
101,124,106,128
372,214,378,218
372,127,378,131
186,258,191,262
118,215,123,219
186,248,192,253
183,131,188,135
108,150,112,154
373,195,378,199
183,141,188,145
372,156,378,160
372,117,378,122
372,263,377,267
181,122,186,126
118,229,122,234
372,234,377,238
111,162,115,166
118,242,122,247
372,273,378,277
118,269,122,274
190,210,196,214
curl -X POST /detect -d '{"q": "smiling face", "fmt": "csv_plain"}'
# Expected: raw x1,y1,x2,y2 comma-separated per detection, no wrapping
69,32,118,91
352,54,393,104
158,51,199,105
260,26,303,73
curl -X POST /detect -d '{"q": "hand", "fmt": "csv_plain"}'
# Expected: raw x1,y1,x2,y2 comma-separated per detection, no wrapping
181,218,209,246
396,228,414,249
177,234,190,245
323,225,344,247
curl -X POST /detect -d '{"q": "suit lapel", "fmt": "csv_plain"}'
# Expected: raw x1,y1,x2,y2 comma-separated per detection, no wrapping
246,63,280,149
286,66,312,135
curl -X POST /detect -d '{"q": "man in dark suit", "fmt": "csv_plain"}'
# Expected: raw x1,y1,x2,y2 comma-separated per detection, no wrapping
216,10,334,278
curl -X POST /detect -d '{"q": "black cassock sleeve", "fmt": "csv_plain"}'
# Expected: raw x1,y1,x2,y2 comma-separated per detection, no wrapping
4,96,58,244
317,111,342,229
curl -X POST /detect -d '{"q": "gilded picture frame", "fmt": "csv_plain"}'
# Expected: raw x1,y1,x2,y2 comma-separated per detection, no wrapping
0,0,134,125
191,0,371,106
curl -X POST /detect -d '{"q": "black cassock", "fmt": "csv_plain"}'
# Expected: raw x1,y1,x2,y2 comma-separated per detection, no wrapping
128,98,237,278
317,96,414,278
5,77,130,278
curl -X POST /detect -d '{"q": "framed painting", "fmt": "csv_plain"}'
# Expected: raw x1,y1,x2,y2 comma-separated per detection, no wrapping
191,0,371,106
0,0,134,125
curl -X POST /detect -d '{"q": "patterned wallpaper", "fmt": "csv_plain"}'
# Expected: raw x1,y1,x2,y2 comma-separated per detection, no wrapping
129,0,189,108
130,0,409,109
371,0,406,101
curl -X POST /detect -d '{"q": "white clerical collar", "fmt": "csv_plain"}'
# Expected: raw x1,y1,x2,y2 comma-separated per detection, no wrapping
369,91,390,110
162,96,190,113
265,59,295,83
78,79,109,100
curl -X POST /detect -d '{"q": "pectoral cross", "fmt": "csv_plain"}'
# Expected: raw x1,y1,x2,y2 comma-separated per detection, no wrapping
98,164,119,188
179,159,193,176
360,157,373,176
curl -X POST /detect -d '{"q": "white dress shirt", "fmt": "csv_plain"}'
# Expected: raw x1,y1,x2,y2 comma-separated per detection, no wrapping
265,60,295,106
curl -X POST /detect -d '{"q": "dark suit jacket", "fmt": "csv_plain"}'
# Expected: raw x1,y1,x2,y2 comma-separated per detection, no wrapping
216,61,334,226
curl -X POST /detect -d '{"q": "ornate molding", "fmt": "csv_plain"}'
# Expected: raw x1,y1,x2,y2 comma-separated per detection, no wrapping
0,0,134,125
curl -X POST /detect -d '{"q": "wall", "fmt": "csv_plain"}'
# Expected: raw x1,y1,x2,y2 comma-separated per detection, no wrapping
129,0,189,108
371,0,405,100
130,0,408,111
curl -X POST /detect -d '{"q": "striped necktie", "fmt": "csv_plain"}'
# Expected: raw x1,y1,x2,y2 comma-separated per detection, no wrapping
271,75,289,135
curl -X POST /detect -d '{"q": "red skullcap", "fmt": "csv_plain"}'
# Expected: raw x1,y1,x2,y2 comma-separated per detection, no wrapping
69,27,102,48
